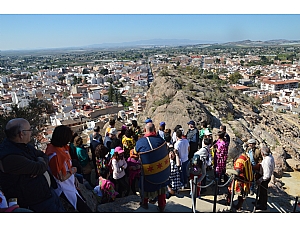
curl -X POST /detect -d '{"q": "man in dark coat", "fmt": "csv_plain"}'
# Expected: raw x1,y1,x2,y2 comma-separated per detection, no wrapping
90,128,103,178
0,118,65,212
186,120,199,160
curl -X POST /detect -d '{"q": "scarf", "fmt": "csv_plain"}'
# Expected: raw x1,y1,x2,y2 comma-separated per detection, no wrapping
143,131,157,137
45,143,72,177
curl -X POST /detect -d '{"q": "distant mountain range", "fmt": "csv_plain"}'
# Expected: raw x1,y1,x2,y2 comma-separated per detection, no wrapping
83,39,214,49
221,39,300,47
83,39,300,48
2,39,300,54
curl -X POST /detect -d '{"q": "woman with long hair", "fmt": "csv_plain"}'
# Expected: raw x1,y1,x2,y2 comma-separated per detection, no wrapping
74,135,92,186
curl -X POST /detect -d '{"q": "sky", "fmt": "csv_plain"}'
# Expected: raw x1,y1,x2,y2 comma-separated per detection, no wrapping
0,1,300,51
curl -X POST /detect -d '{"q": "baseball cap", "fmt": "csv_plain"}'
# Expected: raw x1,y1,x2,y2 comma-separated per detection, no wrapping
145,118,152,124
160,121,166,126
248,139,256,144
187,120,195,126
109,128,117,135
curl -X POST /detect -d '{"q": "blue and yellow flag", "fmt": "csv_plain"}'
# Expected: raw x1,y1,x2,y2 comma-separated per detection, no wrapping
139,142,170,184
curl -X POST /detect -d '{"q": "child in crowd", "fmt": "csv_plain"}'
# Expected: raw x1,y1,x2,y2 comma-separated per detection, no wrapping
98,168,118,203
167,145,182,199
111,147,129,197
95,144,109,183
126,149,141,195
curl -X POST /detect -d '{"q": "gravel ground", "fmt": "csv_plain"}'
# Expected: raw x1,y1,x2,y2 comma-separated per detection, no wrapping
97,195,141,213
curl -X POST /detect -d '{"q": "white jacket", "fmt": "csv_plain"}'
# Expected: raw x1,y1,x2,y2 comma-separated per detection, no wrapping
112,158,127,180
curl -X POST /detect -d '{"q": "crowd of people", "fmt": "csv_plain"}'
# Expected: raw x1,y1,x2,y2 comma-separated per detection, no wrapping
0,117,275,212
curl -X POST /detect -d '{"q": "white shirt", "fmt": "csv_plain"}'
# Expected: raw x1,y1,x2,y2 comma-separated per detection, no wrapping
172,132,177,144
112,158,127,180
174,138,190,163
260,154,275,181
194,146,210,167
158,130,164,139
48,152,80,209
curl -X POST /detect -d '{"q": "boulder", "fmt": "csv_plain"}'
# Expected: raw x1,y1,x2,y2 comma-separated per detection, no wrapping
77,182,98,212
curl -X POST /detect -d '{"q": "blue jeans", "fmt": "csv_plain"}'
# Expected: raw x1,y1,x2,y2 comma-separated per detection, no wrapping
180,160,189,186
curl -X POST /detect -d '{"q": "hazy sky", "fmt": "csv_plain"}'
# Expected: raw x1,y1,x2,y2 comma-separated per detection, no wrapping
1,2,299,51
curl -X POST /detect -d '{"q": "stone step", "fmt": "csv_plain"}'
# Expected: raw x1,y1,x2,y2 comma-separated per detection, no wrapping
134,189,290,213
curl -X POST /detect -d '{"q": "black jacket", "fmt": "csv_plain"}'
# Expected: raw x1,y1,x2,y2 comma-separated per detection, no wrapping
0,139,52,208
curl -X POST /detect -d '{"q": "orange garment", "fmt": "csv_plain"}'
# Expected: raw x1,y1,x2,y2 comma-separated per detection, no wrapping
229,153,253,197
45,144,72,179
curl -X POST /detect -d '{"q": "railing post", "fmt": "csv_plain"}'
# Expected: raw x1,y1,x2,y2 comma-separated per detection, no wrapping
213,177,218,213
230,175,235,211
293,196,298,213
194,176,198,208
253,184,260,213
190,179,195,213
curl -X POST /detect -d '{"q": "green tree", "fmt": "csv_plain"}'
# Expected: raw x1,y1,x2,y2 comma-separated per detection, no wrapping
82,68,89,74
260,56,268,62
100,68,109,75
58,76,66,82
228,71,242,84
72,76,81,85
108,84,114,102
107,78,113,84
0,99,55,143
113,89,122,105
253,70,261,75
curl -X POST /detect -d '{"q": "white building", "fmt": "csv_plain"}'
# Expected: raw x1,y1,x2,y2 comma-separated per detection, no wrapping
260,79,299,92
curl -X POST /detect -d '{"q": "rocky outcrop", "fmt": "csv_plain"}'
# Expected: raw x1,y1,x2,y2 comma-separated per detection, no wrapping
138,72,300,178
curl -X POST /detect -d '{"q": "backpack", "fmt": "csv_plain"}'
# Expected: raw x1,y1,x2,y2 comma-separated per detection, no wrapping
189,154,203,176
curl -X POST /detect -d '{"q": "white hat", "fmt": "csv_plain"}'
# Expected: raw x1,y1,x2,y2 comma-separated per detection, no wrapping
248,138,256,144
109,128,117,135
198,147,208,160
204,130,212,136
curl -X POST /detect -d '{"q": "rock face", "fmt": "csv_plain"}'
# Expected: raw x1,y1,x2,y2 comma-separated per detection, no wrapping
138,72,300,179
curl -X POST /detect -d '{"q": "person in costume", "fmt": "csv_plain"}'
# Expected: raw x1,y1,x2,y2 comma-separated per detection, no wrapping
226,147,253,211
135,120,170,212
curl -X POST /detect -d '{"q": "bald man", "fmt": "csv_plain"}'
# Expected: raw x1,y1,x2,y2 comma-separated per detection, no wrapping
135,121,170,212
0,118,65,212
